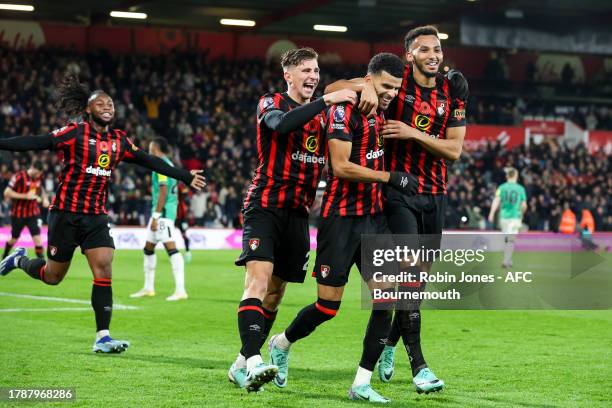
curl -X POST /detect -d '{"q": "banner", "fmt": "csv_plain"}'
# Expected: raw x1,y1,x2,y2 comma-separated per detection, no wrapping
523,120,565,136
588,130,612,154
464,125,524,151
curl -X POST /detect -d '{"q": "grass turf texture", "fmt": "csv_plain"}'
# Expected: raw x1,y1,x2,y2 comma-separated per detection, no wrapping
0,249,610,407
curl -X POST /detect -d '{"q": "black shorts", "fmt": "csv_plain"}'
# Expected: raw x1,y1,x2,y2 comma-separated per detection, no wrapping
314,213,391,287
235,206,310,284
384,188,447,251
11,216,41,239
47,211,115,262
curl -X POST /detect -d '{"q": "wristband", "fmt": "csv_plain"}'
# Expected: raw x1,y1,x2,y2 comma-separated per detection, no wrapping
152,212,162,220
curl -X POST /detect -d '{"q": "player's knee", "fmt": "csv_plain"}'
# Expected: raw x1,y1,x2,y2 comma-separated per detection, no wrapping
44,272,64,285
166,247,179,257
314,298,341,321
143,248,154,256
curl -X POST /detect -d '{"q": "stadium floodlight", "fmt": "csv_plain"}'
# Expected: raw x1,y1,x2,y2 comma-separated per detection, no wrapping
438,32,449,40
110,11,148,19
0,3,34,11
220,19,256,27
314,24,348,32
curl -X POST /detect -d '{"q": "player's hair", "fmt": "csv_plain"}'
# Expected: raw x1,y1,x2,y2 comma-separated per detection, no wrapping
280,47,318,70
30,161,43,171
367,53,405,79
404,25,439,51
56,73,108,119
152,137,170,154
506,167,518,179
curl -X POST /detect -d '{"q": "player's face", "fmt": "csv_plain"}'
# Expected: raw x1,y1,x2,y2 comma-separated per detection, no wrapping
29,168,41,179
149,142,158,155
370,71,402,111
407,35,443,78
87,94,115,125
284,59,320,101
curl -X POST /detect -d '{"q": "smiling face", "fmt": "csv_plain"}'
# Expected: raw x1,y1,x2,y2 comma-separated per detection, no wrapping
370,70,403,111
86,93,114,127
284,58,320,103
406,34,443,78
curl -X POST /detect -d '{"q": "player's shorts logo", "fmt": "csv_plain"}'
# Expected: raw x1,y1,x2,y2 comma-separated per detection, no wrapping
249,238,260,251
414,115,431,131
320,265,331,278
49,246,57,256
305,135,319,153
98,154,110,168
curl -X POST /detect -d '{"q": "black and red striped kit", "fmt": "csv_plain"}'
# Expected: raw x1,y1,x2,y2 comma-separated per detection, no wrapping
236,93,327,284
314,103,391,288
8,170,42,218
384,64,467,245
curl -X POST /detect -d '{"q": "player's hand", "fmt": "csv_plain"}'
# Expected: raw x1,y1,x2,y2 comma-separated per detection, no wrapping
381,120,416,139
151,218,158,231
25,191,38,200
42,198,49,207
323,89,357,106
189,170,206,190
446,69,469,101
358,79,378,117
387,171,419,196
488,214,495,224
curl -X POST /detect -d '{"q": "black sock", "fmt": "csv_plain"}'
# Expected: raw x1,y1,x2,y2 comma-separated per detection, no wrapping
360,309,393,371
398,309,427,376
92,279,113,333
17,256,48,282
183,236,190,252
237,298,265,359
258,307,277,349
3,242,14,259
35,246,44,259
387,311,401,347
285,298,340,343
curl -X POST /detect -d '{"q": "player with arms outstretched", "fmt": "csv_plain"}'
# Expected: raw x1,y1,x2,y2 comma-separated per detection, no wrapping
229,47,358,392
3,161,48,260
131,136,188,301
326,25,469,393
488,167,527,268
0,74,205,353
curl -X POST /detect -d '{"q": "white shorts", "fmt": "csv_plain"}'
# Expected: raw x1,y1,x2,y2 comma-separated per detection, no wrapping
500,218,522,234
145,217,177,244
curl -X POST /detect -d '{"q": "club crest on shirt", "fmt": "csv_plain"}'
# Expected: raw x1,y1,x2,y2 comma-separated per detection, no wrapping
436,100,447,116
320,265,331,278
249,238,260,251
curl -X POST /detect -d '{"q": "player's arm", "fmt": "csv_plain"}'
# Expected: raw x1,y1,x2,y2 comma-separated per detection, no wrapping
488,192,501,224
4,186,36,200
324,77,378,116
123,147,206,191
382,122,466,161
262,91,356,134
0,134,53,152
329,139,389,183
40,186,49,207
150,175,168,231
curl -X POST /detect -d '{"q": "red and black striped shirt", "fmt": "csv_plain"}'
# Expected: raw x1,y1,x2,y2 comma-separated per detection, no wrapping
321,103,385,218
8,170,42,218
47,122,140,215
386,65,466,194
244,93,327,215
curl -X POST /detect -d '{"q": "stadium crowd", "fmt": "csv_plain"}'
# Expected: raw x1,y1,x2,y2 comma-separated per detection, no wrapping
0,47,610,231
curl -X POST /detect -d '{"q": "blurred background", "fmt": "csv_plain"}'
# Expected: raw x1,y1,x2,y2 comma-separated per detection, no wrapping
0,0,610,232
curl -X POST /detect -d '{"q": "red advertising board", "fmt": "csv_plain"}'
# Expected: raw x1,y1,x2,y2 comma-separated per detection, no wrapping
523,120,565,136
588,130,612,154
464,125,524,151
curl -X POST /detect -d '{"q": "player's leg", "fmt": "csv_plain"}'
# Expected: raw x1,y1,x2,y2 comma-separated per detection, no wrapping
28,217,45,259
2,217,24,258
260,275,285,348
501,219,520,268
131,240,157,298
84,247,129,353
178,220,191,263
163,240,187,301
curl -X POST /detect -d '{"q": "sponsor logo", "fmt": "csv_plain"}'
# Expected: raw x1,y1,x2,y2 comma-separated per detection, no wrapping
249,238,260,251
331,123,345,130
405,94,415,104
249,324,261,332
89,138,97,145
436,100,447,116
333,105,345,122
304,135,319,153
453,108,465,120
368,118,377,126
366,149,384,160
400,176,409,188
292,150,326,164
414,115,431,131
86,166,112,177
378,133,384,148
49,246,57,256
263,96,274,109
51,126,70,136
417,100,432,115
98,154,110,168
321,265,330,278
100,141,109,152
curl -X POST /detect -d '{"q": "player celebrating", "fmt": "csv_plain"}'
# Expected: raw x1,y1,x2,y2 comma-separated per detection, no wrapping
488,167,527,268
3,161,48,260
130,137,188,301
230,47,358,392
268,53,418,403
0,74,205,353
326,25,469,393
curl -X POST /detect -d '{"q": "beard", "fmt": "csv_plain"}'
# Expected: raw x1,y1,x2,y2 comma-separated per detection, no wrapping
91,113,113,127
414,60,438,78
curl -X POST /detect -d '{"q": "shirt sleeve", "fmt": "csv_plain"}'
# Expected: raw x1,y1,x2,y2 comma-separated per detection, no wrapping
326,103,355,142
49,123,79,149
157,173,168,184
447,98,466,128
257,94,284,123
520,186,527,202
495,187,501,197
8,173,20,189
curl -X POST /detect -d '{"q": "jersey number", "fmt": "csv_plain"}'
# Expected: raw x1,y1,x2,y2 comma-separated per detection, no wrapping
502,190,519,205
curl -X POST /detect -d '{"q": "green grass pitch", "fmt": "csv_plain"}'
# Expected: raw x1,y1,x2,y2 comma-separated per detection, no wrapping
0,249,610,407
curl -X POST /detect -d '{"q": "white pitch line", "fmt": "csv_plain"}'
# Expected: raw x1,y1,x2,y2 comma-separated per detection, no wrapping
0,292,139,310
0,307,92,313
